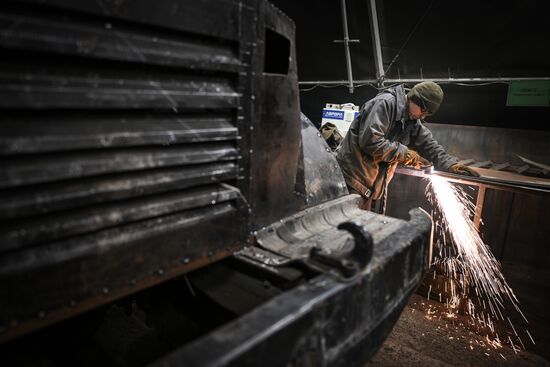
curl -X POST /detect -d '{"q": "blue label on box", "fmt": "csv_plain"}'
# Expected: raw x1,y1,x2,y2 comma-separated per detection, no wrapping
322,109,345,120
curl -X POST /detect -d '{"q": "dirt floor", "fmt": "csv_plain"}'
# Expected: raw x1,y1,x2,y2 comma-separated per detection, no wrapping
368,294,549,366
367,264,550,367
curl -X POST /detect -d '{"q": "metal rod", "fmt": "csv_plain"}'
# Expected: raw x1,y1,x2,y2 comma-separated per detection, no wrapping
298,76,550,85
368,0,384,85
395,167,550,196
340,0,355,93
473,186,486,230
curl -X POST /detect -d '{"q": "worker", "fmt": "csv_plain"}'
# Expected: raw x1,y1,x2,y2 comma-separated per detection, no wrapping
336,81,479,213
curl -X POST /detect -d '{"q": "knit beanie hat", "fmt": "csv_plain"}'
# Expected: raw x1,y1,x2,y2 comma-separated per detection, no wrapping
407,81,444,114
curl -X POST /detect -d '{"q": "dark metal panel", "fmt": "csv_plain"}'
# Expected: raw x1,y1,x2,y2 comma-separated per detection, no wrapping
0,66,239,110
249,72,303,228
249,1,303,228
0,116,238,154
0,0,254,343
0,162,238,221
0,143,237,188
0,185,239,253
13,0,243,41
0,203,241,343
0,7,241,72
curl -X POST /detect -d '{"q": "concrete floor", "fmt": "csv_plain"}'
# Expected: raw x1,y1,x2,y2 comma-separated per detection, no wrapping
368,291,550,366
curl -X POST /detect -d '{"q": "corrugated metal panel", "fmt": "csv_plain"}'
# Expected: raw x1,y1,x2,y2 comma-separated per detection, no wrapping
0,0,252,341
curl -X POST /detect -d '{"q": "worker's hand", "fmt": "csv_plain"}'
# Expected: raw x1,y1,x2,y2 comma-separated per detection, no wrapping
448,163,480,177
402,149,431,169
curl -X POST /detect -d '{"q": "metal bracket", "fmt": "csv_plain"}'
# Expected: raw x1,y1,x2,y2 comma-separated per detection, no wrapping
308,221,373,279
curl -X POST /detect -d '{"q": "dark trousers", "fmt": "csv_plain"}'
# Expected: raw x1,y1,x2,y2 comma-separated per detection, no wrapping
348,186,384,214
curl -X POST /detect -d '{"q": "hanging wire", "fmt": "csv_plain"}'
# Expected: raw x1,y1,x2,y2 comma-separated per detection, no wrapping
382,0,436,80
299,82,379,92
443,81,510,86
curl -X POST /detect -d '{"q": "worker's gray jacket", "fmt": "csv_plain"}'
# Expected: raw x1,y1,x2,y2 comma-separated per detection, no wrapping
336,84,458,200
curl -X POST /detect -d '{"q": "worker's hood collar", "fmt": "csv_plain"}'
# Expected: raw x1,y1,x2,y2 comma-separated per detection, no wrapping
379,84,407,122
395,84,407,121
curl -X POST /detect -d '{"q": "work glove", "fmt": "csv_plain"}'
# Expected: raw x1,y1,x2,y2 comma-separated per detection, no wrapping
402,149,431,169
448,163,480,177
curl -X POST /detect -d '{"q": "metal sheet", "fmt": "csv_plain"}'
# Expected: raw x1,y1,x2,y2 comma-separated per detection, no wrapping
0,143,238,188
0,162,238,221
300,113,348,207
0,185,240,253
0,116,238,154
0,8,241,71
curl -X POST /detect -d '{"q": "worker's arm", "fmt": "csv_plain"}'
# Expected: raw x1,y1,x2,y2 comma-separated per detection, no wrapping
357,100,408,163
410,121,459,170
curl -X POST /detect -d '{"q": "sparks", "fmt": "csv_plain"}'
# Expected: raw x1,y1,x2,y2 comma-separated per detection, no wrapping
425,175,533,349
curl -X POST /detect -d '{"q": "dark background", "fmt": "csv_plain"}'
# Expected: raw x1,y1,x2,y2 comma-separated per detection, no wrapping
270,0,550,130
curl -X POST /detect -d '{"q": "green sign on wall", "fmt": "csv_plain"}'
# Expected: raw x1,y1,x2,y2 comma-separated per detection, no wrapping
506,80,550,107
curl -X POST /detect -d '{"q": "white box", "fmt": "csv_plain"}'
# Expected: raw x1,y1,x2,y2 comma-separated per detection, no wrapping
321,103,359,137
